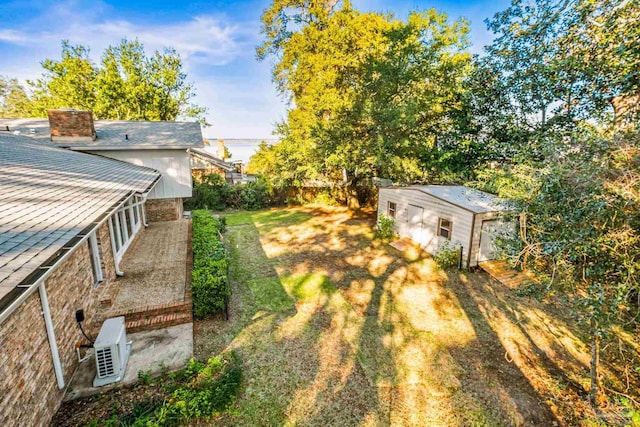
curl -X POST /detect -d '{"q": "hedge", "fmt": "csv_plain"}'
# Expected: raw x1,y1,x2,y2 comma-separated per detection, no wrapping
191,210,229,318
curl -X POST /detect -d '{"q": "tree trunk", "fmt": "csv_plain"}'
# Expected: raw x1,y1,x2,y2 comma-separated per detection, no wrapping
344,172,361,210
589,321,601,407
611,94,640,131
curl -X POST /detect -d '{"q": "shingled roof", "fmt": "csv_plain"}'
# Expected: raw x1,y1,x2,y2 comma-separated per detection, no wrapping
0,118,204,150
0,133,161,309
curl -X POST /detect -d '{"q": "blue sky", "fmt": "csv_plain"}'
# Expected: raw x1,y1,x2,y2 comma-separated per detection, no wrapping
0,0,511,141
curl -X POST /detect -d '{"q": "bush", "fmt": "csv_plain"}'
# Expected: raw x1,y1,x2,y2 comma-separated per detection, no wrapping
187,173,274,211
186,173,232,211
191,210,229,318
87,352,243,427
433,240,462,269
375,214,396,240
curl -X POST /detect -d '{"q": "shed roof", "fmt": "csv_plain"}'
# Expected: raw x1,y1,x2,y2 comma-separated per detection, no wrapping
0,133,160,304
392,185,512,213
0,118,204,150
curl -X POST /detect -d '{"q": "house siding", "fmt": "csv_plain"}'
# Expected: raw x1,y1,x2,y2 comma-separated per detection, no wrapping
378,188,475,264
0,215,134,426
88,149,192,199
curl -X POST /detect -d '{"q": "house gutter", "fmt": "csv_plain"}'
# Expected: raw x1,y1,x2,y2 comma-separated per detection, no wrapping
0,192,130,325
0,191,143,387
39,284,65,389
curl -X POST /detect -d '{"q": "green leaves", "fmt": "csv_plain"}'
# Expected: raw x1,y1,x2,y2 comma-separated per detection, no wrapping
7,39,207,123
192,210,229,318
258,3,472,188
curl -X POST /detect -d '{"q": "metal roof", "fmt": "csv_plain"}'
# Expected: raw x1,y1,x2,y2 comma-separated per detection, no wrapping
0,118,204,150
398,185,512,213
0,133,160,301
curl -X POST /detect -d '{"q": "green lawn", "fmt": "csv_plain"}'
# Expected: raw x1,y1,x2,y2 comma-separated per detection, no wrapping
193,205,633,427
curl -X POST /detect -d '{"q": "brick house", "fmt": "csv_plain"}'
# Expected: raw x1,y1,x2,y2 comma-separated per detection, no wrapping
190,147,236,182
0,111,203,426
1,110,204,221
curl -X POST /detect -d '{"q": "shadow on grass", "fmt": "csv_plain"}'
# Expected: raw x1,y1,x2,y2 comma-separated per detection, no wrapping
196,206,570,426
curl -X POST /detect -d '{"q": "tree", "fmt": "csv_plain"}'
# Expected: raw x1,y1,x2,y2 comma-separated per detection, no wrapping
26,41,98,116
485,0,640,131
9,40,207,122
259,1,471,207
94,40,207,121
508,131,640,406
0,77,29,117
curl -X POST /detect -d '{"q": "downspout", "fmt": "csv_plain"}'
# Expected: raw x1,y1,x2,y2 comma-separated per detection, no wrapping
39,283,65,389
108,217,124,277
140,194,149,227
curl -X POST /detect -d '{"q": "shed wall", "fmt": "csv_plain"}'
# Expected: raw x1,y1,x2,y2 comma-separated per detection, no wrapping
378,188,474,263
469,212,516,267
89,149,192,199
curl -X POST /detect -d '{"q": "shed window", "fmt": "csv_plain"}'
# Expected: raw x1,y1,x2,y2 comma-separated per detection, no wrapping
387,202,397,219
438,218,452,240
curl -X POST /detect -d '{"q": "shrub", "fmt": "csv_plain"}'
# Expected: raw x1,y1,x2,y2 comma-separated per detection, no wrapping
191,210,229,318
186,173,232,211
186,173,273,211
434,240,462,269
87,352,243,427
239,179,271,210
312,191,339,206
375,214,396,240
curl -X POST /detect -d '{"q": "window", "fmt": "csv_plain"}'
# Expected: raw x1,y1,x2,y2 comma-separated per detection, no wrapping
387,201,397,219
438,218,452,239
109,196,144,265
88,233,103,286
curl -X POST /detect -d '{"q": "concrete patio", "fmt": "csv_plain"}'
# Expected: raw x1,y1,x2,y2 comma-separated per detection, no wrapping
64,323,193,401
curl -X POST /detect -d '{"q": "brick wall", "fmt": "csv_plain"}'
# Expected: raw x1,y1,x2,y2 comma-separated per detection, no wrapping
0,236,106,426
0,291,59,427
145,198,184,222
192,168,226,182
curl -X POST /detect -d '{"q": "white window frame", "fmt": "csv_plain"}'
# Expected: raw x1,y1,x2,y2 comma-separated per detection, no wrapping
88,232,103,286
109,196,144,265
438,218,452,240
387,201,397,219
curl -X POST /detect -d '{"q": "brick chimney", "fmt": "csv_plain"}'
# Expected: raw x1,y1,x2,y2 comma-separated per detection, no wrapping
47,109,97,142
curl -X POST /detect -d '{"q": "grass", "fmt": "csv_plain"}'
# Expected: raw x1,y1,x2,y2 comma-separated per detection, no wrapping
193,205,640,427
247,277,294,312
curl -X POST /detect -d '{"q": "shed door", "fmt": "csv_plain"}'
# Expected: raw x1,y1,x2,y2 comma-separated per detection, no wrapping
478,220,501,262
407,205,424,245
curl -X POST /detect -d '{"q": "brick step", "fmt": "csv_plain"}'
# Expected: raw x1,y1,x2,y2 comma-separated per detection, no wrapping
126,312,193,334
116,303,192,323
91,302,192,334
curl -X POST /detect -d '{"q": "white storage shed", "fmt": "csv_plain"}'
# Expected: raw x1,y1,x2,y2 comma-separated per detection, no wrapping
377,185,514,268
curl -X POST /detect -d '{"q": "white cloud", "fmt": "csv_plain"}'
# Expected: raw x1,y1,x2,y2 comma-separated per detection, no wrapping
0,1,285,138
0,3,253,67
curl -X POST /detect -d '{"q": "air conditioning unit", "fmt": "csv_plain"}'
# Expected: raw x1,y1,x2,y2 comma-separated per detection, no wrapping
93,316,132,387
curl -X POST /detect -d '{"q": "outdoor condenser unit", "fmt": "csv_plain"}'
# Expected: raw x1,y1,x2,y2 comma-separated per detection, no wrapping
93,316,132,387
